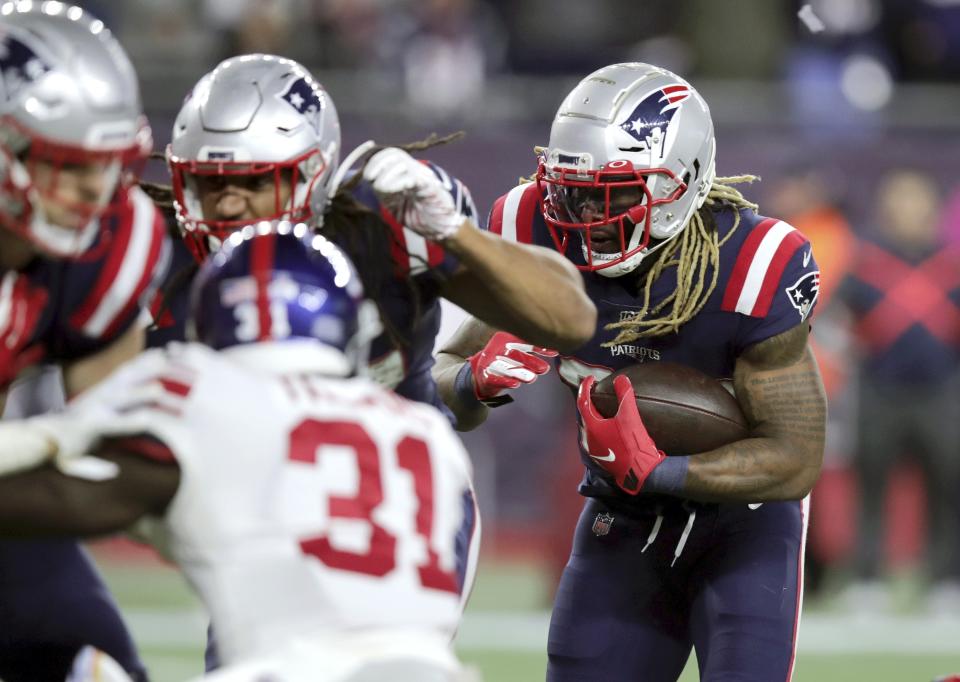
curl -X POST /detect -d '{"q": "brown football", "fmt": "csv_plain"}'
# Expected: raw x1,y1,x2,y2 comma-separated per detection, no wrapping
591,362,749,455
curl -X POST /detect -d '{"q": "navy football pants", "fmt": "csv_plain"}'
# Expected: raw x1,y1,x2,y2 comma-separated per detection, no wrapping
0,539,147,682
547,496,806,682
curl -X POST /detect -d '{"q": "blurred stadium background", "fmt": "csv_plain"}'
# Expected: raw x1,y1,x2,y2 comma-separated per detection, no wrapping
71,0,960,679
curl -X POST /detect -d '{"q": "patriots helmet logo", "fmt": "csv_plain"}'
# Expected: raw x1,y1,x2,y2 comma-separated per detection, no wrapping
0,30,52,104
278,76,324,134
785,270,820,321
618,85,691,146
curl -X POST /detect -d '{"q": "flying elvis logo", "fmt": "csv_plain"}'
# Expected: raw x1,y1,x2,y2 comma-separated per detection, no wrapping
618,85,691,148
785,270,820,321
278,76,324,134
0,31,52,103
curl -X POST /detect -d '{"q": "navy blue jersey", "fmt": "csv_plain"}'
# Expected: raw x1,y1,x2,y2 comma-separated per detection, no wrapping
148,162,475,420
3,186,169,389
487,182,820,501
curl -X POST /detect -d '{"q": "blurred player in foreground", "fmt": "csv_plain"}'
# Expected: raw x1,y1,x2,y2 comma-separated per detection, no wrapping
0,223,480,682
0,3,168,679
148,53,595,424
435,63,827,681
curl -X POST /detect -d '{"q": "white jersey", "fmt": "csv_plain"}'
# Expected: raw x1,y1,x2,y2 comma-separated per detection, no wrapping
69,341,479,667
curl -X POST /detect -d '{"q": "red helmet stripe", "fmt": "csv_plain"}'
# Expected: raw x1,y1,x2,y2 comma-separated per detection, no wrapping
250,229,276,341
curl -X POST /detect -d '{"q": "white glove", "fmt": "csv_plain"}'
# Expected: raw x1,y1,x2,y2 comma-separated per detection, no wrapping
0,420,56,476
362,147,464,241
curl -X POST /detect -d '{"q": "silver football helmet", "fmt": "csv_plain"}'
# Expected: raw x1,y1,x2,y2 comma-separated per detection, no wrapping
537,62,716,278
0,1,152,257
168,54,341,261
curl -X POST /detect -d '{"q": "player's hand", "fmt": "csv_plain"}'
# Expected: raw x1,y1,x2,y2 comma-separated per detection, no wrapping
0,421,56,477
0,271,48,389
362,147,463,241
577,374,665,495
467,331,557,402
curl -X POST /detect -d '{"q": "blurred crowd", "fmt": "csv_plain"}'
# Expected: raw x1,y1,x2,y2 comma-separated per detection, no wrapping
81,0,960,611
82,0,960,123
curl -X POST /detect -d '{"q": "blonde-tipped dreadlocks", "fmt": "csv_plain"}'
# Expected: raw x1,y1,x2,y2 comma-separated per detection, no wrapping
602,175,759,346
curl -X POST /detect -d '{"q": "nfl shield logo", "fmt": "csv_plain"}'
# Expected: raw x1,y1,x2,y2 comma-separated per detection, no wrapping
592,512,615,537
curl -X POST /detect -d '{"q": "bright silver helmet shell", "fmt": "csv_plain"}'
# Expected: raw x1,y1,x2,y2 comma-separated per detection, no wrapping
0,1,151,257
537,62,716,278
168,54,341,262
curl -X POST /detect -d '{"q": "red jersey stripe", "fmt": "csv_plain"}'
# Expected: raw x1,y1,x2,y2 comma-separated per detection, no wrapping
380,205,410,277
721,218,779,312
750,230,807,317
103,209,166,338
515,183,539,245
250,230,276,341
488,194,508,236
69,194,135,331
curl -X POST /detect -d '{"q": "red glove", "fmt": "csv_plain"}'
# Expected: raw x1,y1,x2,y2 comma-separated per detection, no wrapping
467,331,557,404
577,374,665,495
0,271,47,389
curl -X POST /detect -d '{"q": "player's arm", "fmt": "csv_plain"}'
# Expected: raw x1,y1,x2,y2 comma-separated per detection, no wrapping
434,317,498,431
61,323,145,398
439,224,595,352
362,147,596,351
680,323,826,502
434,314,558,431
0,437,180,537
579,323,825,502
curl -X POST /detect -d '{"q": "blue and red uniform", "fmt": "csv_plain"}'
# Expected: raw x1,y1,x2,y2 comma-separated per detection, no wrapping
0,185,169,682
488,182,821,682
148,162,472,423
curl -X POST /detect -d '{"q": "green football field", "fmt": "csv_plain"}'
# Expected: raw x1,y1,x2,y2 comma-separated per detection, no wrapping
95,552,960,681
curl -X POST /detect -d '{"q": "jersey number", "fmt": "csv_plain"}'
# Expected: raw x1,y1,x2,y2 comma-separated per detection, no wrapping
289,418,459,594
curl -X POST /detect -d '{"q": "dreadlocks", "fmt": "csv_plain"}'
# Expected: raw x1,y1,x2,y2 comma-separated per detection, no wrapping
602,175,759,346
317,131,463,351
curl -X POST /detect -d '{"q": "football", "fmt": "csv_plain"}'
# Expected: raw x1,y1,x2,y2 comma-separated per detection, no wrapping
590,362,749,454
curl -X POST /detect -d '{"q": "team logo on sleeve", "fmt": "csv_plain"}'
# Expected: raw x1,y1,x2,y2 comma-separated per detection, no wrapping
0,30,52,103
785,270,820,321
618,85,690,147
278,76,324,134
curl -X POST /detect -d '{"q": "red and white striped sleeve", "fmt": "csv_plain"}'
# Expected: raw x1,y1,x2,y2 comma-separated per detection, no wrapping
486,182,540,244
721,218,810,318
722,217,821,348
379,205,451,278
69,186,171,341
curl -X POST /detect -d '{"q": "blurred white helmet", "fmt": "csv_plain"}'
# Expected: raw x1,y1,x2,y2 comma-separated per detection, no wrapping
537,62,716,278
167,54,341,261
0,1,151,257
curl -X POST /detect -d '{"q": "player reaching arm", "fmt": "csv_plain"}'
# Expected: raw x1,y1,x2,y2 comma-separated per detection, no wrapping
362,148,595,350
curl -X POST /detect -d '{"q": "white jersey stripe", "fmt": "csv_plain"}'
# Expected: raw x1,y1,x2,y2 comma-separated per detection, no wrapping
734,221,796,316
82,188,156,337
404,227,430,275
787,494,811,681
499,183,530,243
0,272,16,339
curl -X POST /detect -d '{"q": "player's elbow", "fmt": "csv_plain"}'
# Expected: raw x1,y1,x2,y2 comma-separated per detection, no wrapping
784,451,824,500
